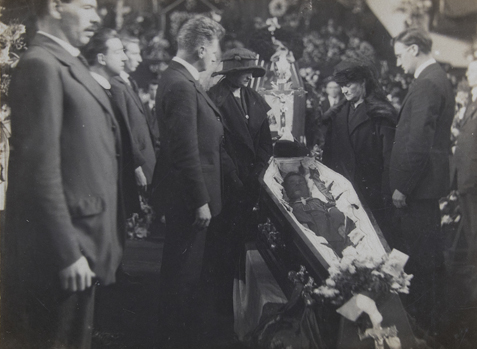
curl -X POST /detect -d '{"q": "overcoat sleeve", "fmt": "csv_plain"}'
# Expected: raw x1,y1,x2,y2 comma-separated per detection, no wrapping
162,80,210,209
9,56,82,269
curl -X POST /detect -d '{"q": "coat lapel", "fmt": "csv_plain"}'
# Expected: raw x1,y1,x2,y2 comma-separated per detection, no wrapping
169,61,222,117
32,35,115,118
347,103,369,136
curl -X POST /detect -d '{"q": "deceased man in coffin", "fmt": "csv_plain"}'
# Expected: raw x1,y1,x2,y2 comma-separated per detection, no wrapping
283,171,356,256
262,156,388,267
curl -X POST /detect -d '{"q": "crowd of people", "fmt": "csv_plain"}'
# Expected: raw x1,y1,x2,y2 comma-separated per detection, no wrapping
1,0,476,348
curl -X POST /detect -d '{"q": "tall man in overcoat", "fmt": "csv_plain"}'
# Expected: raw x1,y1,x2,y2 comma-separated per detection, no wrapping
1,0,124,348
390,28,454,333
151,16,225,348
454,61,477,267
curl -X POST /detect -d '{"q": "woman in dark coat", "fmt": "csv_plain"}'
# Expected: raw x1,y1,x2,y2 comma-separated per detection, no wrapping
205,48,273,314
322,60,397,233
208,48,273,204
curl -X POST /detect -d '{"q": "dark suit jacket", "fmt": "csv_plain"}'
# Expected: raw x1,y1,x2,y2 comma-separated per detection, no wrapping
454,99,477,194
5,34,123,287
111,76,156,184
389,63,455,200
153,61,224,217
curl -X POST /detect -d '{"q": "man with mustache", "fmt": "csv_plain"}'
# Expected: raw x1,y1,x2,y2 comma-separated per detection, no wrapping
1,1,124,348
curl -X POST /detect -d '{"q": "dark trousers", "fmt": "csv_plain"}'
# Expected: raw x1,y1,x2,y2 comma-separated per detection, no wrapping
391,199,447,333
2,281,96,349
157,205,210,348
460,193,477,266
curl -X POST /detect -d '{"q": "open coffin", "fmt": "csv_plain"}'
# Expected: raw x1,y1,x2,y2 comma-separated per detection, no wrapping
256,156,416,348
258,156,390,285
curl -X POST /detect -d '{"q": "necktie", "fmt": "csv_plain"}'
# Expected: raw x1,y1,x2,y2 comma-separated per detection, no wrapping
129,77,139,93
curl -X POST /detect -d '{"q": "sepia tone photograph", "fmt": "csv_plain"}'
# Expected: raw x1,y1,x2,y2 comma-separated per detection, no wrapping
0,0,476,348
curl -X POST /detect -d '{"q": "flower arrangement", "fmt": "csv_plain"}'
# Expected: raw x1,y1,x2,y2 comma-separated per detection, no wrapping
313,247,413,306
126,195,156,240
440,191,461,227
0,9,27,209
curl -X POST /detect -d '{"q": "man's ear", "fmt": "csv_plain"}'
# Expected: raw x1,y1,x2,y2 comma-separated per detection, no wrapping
97,53,107,66
198,46,205,59
410,44,419,57
49,0,63,20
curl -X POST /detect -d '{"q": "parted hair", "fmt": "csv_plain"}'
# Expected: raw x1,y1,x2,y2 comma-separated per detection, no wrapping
392,27,433,55
176,16,225,54
82,28,120,66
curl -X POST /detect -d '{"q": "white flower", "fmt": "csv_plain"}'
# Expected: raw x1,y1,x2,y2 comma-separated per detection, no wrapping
441,215,452,226
326,279,336,287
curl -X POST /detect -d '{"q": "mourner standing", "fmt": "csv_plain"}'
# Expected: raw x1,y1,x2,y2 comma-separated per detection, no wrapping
152,16,225,348
390,27,454,333
322,60,396,237
207,47,273,315
454,60,477,267
1,1,124,348
111,35,156,190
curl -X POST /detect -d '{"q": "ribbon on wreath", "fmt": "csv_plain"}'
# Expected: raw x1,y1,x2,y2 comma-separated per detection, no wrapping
337,294,402,349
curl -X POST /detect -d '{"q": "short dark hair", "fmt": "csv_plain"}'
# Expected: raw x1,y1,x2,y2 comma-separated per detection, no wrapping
34,0,73,19
392,27,433,55
148,79,159,86
82,28,120,66
176,16,225,54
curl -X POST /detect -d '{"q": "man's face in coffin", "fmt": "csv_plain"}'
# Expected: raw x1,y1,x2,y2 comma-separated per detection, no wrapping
283,173,310,200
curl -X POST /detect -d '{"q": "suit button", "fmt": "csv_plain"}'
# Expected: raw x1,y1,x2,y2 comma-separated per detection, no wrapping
112,124,117,131
116,153,121,158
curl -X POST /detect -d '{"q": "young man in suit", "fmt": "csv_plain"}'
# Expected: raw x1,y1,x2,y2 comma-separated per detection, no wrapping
1,1,124,348
82,28,141,220
111,35,156,191
152,15,225,348
390,27,454,333
454,61,477,267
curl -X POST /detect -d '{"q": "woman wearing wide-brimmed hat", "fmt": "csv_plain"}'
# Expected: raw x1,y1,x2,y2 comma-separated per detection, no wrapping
322,58,397,237
206,48,273,312
208,48,273,203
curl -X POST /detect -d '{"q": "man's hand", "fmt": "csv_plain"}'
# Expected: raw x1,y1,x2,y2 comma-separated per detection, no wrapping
135,166,147,190
59,256,96,292
193,203,211,229
392,189,407,208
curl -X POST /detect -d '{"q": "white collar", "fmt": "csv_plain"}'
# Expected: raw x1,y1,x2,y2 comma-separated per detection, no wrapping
37,31,81,57
472,87,477,102
414,58,437,79
119,70,130,84
172,56,200,81
90,72,111,90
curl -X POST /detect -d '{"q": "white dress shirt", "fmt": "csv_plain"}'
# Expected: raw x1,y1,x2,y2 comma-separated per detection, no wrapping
414,58,437,79
90,72,112,90
172,56,200,81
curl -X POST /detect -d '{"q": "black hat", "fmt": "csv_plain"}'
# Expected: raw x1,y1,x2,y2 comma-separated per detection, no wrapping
333,57,377,85
212,48,266,78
